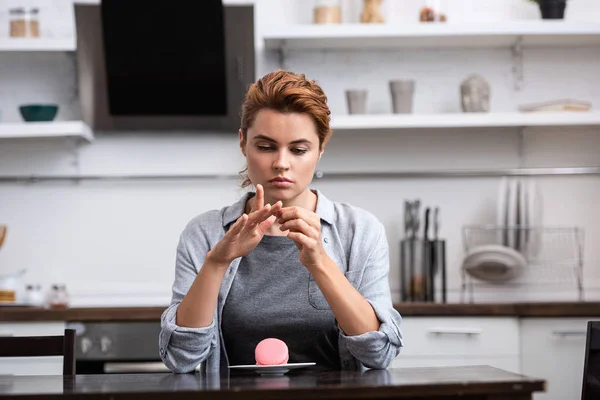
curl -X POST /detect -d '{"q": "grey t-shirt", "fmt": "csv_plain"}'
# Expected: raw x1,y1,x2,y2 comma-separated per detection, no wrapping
221,234,341,370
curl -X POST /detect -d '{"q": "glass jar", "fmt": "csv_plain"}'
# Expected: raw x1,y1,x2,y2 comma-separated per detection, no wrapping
9,8,26,38
27,8,40,38
360,0,385,24
48,284,69,309
313,0,342,24
25,284,45,307
9,7,40,38
419,0,447,23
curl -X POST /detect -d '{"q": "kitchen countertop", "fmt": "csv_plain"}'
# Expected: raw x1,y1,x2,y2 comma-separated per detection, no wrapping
1,302,599,322
0,365,545,400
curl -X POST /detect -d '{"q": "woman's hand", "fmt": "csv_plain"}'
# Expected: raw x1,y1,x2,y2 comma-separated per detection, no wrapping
208,184,282,267
276,206,328,272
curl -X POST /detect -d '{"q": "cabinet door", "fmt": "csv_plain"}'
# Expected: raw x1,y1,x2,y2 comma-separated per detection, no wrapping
0,322,66,376
397,317,520,358
520,317,592,400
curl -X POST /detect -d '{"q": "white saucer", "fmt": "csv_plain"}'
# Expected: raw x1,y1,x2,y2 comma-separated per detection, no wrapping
228,362,316,376
463,244,527,282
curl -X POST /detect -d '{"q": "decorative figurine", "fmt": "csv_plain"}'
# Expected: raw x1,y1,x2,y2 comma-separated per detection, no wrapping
460,74,491,113
361,0,385,23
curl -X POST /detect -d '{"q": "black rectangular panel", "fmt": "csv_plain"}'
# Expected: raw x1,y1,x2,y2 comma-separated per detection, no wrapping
100,0,227,116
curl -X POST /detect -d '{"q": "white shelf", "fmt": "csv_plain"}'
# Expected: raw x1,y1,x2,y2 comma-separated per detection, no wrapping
0,121,94,142
264,21,600,50
330,112,600,130
0,38,76,52
74,0,253,5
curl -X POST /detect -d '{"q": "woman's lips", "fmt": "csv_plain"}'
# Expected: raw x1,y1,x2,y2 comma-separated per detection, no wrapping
269,179,293,188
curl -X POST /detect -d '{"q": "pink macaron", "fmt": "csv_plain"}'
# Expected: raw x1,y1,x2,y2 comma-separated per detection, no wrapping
255,338,289,366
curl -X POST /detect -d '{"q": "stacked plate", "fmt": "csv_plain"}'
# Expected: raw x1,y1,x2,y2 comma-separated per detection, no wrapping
496,177,544,256
463,177,544,283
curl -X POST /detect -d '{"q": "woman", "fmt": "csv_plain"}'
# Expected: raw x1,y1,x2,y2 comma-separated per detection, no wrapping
159,70,403,374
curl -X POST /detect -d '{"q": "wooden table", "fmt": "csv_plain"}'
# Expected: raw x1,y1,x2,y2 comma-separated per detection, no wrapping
0,365,545,399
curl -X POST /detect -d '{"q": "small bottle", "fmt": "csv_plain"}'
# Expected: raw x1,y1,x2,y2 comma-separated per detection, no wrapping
314,0,342,24
49,284,70,309
9,7,27,38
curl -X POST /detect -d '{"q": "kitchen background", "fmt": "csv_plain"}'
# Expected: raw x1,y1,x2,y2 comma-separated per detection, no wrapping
0,0,599,307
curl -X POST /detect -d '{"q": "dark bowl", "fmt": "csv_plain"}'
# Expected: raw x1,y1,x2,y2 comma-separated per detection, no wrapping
19,104,59,122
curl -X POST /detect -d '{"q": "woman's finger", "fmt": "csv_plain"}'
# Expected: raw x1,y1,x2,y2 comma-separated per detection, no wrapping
249,200,282,226
269,201,283,216
253,184,264,212
228,214,248,237
257,215,277,234
277,207,302,224
278,208,320,231
287,231,313,248
280,219,317,239
248,203,272,225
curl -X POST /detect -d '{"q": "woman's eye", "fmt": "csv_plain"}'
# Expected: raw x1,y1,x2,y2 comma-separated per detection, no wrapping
291,148,308,155
257,145,273,151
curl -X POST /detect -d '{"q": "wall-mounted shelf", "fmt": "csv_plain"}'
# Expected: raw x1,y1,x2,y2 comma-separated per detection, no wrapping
0,38,76,52
0,121,94,143
264,21,600,50
330,112,600,130
74,0,253,5
1,167,600,184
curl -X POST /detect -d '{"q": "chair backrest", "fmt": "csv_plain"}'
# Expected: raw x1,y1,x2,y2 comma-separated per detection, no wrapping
581,321,600,400
0,328,76,375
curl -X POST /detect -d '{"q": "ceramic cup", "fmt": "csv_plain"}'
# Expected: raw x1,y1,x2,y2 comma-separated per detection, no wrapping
389,80,415,114
346,89,368,114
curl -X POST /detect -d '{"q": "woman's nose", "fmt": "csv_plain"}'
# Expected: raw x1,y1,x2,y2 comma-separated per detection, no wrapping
273,151,290,170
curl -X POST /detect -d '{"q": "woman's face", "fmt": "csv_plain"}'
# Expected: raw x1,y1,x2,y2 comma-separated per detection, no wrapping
240,108,323,204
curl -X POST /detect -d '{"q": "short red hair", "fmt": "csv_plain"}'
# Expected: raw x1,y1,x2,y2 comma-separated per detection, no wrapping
239,70,332,187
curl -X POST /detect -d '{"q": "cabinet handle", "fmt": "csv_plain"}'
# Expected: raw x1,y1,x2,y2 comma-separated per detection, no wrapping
428,327,483,335
551,330,586,337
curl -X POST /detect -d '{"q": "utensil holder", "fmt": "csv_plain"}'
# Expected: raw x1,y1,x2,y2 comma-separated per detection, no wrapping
400,238,446,302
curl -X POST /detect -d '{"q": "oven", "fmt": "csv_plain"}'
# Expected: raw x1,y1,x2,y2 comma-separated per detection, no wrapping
67,321,170,374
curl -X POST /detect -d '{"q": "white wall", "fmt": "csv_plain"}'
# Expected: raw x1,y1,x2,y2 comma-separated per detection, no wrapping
0,0,599,306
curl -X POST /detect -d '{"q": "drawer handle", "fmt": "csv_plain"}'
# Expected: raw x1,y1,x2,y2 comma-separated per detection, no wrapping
428,328,483,335
552,330,587,337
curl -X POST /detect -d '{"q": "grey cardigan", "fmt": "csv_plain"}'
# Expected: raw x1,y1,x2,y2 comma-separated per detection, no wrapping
159,189,404,374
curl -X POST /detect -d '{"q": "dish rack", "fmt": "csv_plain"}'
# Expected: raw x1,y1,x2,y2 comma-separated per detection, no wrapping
460,225,584,303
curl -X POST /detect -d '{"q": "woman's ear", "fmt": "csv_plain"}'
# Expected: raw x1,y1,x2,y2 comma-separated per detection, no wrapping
239,129,246,156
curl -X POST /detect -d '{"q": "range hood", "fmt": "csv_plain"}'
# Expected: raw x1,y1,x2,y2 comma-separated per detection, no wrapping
74,1,255,132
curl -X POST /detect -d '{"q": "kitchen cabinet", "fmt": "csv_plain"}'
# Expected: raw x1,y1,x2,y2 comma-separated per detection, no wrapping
520,317,592,400
392,317,520,373
0,322,66,376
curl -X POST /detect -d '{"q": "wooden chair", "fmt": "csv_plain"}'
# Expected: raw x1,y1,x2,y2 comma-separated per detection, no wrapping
0,328,76,375
582,321,600,400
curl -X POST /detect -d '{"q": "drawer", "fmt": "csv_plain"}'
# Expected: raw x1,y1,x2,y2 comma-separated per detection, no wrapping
391,356,520,374
398,317,519,357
